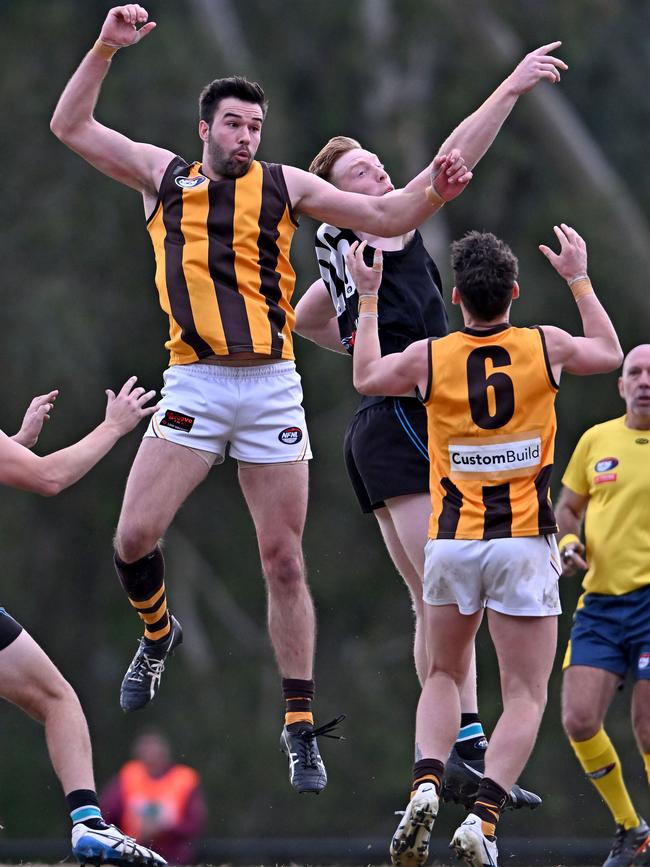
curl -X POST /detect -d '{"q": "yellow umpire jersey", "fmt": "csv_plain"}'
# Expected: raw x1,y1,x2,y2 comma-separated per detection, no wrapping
147,156,298,365
423,324,559,541
562,415,650,595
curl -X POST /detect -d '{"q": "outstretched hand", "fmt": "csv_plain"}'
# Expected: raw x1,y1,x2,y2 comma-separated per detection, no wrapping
346,240,383,296
104,375,158,436
539,223,588,282
431,150,473,203
13,390,59,448
509,41,568,94
99,5,156,48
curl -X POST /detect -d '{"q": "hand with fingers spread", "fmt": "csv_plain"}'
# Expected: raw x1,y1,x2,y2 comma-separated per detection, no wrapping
430,150,473,203
104,376,158,436
345,241,383,297
13,390,59,448
508,41,568,95
99,5,156,49
539,223,588,284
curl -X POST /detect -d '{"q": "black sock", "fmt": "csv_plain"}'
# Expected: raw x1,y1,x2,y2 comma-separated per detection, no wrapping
455,713,488,761
114,547,171,644
411,758,445,797
472,777,508,839
66,789,108,829
282,677,314,731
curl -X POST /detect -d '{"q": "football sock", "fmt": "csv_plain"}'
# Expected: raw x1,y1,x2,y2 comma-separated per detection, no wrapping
455,713,488,760
570,728,638,829
472,777,508,839
283,677,314,730
411,758,444,797
114,547,171,644
66,789,108,830
643,752,650,787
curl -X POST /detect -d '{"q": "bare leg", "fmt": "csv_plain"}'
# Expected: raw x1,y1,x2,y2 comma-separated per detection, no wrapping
0,631,94,794
415,603,482,760
632,680,650,754
381,494,478,709
115,439,211,563
238,461,313,678
562,665,618,741
485,610,557,791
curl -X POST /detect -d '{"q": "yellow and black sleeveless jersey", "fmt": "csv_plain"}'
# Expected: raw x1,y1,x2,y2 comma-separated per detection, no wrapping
423,324,559,540
147,156,299,365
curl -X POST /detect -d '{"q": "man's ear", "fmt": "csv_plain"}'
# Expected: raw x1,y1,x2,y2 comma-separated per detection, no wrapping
198,120,209,143
512,280,520,300
451,286,460,306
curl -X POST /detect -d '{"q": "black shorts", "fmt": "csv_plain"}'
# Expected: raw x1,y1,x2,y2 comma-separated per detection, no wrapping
0,607,23,651
344,397,430,514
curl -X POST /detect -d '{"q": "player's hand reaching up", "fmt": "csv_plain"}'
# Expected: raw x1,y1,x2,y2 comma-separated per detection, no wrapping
509,42,568,94
104,376,158,436
13,390,59,448
539,223,588,284
99,5,156,49
346,241,383,296
431,150,473,203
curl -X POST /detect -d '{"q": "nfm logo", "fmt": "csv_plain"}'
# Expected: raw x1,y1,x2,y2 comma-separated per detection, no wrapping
448,433,542,477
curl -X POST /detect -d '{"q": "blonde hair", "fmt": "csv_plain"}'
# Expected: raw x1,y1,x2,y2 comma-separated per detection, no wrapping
309,135,361,180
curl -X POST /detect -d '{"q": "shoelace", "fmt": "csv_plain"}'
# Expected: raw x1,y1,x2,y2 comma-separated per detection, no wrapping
126,649,166,686
106,827,158,863
293,715,346,769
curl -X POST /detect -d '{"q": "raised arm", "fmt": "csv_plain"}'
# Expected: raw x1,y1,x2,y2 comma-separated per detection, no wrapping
284,151,471,237
538,224,623,378
0,377,157,496
346,242,428,395
50,5,174,201
437,42,567,170
294,279,348,355
12,390,59,448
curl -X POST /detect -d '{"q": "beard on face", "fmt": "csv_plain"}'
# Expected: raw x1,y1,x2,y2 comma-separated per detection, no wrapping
205,132,252,179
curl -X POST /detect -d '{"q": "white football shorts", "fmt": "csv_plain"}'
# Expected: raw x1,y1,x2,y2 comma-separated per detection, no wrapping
423,535,562,617
144,361,312,465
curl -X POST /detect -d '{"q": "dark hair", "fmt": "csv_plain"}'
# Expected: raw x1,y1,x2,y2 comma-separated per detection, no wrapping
199,75,268,126
451,231,519,321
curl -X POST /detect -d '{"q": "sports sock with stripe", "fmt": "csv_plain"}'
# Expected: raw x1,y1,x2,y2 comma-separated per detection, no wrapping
66,789,109,830
455,712,488,761
471,777,508,839
114,547,171,644
411,758,444,797
570,728,638,829
283,677,314,730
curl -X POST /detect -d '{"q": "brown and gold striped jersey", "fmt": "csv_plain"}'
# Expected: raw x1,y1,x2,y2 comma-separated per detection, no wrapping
423,324,559,540
147,156,298,365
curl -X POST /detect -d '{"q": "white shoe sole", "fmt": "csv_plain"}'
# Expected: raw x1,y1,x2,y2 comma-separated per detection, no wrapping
390,797,438,867
451,826,497,866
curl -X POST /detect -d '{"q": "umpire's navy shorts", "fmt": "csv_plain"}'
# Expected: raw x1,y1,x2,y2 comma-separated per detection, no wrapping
564,585,650,681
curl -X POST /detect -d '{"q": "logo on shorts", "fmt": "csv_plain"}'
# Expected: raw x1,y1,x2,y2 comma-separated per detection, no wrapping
160,410,195,432
175,175,207,188
638,652,650,671
594,457,618,472
278,426,302,445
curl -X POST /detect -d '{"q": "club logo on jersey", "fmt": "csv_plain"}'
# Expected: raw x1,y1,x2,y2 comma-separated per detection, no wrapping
175,175,207,189
638,652,650,671
160,410,195,432
594,457,618,472
636,437,649,445
448,434,541,477
278,426,302,445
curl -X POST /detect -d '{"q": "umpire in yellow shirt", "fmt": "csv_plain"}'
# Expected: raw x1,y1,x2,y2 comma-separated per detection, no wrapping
556,343,650,867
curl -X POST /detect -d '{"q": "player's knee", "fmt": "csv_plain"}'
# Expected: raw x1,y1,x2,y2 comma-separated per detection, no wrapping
114,521,160,563
632,707,650,751
562,702,600,741
262,547,305,592
24,672,80,724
